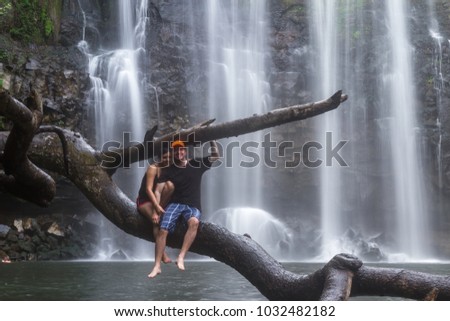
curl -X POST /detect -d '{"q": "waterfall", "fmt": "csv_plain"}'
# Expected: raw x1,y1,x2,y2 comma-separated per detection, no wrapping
309,0,342,258
89,3,147,148
208,208,294,260
196,0,291,258
384,0,430,259
309,0,433,261
204,0,271,208
78,0,151,259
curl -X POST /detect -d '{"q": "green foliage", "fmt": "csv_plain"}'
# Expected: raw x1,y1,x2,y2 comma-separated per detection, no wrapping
42,10,53,37
8,0,54,43
282,0,302,6
0,0,13,31
0,49,8,63
0,0,12,15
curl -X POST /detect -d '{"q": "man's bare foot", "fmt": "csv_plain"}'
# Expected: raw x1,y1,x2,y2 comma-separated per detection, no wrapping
148,267,161,278
176,257,185,271
162,253,172,264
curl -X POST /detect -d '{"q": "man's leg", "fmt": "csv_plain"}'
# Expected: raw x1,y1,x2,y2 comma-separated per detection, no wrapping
159,181,174,207
153,225,171,264
154,182,174,263
176,216,199,271
148,228,169,278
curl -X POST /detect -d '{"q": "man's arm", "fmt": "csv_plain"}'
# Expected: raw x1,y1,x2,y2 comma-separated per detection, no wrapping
208,140,220,163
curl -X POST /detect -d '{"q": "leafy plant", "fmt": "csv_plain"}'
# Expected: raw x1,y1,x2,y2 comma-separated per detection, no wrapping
8,0,54,43
0,49,8,63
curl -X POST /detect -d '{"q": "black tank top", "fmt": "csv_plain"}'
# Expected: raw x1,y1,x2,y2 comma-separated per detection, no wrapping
138,167,159,200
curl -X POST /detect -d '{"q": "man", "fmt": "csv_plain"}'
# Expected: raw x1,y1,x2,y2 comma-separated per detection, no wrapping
148,139,219,278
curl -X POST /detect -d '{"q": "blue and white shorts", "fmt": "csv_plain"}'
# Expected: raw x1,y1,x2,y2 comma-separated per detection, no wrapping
160,203,201,234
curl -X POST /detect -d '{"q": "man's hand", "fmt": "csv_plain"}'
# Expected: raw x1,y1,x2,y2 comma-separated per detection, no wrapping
151,213,160,225
155,204,165,216
209,140,220,162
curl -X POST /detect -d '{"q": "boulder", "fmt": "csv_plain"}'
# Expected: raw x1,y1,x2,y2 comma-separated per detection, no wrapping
6,230,18,243
47,222,65,237
23,218,40,233
110,249,128,260
0,224,10,238
13,219,24,233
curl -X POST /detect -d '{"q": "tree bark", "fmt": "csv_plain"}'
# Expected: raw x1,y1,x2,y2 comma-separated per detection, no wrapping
2,90,450,300
0,90,55,206
100,90,348,169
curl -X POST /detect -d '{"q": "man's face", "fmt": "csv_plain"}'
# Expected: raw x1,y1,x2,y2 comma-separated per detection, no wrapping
173,147,187,162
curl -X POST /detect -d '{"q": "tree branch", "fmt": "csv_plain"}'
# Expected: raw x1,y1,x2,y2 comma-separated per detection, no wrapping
0,90,55,206
99,91,348,169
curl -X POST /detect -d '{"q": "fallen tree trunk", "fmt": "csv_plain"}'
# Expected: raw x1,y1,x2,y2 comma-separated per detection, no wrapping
2,90,450,300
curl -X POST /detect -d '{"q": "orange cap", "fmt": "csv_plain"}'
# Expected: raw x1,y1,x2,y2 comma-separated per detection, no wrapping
171,140,185,148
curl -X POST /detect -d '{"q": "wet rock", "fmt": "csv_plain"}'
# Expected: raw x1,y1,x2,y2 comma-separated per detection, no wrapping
7,251,20,261
61,245,84,258
23,218,40,233
38,249,61,261
25,59,41,70
18,240,35,253
47,235,60,249
47,222,65,238
361,243,384,262
340,228,387,262
0,249,8,260
0,224,10,238
13,219,24,233
6,230,18,243
31,235,42,245
110,249,128,260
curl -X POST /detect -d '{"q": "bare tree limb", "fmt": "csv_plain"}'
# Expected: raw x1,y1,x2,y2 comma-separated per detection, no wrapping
0,90,55,206
320,254,362,300
99,91,348,170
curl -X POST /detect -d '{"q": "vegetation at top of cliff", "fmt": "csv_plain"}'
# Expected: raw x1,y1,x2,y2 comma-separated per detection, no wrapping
0,0,54,44
0,0,13,31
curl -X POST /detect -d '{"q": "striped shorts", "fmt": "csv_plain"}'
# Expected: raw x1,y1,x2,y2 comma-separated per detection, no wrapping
160,203,201,234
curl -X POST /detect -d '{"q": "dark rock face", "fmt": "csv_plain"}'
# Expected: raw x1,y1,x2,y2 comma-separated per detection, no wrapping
0,215,99,261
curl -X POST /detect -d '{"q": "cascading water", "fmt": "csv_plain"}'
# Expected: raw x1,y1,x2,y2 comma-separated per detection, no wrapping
309,0,342,259
309,0,433,261
78,0,151,259
383,0,430,259
204,0,270,207
198,0,291,258
208,208,294,259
